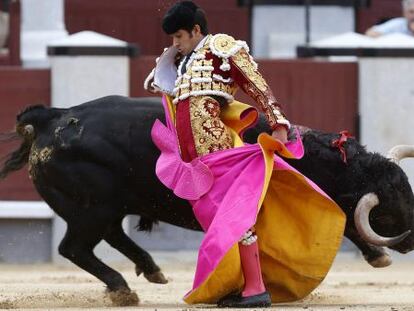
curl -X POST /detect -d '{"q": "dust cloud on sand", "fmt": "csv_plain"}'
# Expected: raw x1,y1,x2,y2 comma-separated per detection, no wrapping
0,252,414,310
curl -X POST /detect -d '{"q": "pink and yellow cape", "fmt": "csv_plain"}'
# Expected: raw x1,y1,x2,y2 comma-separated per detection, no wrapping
151,95,346,304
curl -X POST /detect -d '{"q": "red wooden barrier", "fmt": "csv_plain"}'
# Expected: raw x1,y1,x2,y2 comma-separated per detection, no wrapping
357,0,402,33
0,68,50,200
131,57,358,134
65,0,249,55
0,58,357,200
0,0,21,66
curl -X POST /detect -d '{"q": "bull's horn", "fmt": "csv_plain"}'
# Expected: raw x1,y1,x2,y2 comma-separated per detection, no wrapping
387,145,414,164
23,125,34,136
354,193,411,247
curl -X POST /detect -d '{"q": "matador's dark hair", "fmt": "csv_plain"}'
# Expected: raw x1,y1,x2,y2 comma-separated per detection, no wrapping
162,1,209,36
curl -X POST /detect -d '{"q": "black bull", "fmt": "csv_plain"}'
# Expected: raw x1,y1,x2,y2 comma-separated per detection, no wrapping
1,95,414,306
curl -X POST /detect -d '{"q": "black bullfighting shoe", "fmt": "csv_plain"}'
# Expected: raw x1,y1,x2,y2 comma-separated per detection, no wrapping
217,291,271,308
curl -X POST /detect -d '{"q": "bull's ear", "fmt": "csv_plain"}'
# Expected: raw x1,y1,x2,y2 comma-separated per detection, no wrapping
342,141,361,161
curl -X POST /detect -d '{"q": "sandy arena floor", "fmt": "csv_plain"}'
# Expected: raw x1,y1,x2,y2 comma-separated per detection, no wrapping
0,252,413,311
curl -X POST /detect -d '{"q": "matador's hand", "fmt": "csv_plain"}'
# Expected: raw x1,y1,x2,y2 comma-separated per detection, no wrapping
271,125,288,144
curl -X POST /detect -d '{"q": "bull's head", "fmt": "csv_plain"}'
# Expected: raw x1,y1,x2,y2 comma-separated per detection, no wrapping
354,145,414,254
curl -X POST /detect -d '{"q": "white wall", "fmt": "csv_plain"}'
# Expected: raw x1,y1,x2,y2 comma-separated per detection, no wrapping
20,0,68,67
253,5,355,58
51,56,129,108
359,58,414,188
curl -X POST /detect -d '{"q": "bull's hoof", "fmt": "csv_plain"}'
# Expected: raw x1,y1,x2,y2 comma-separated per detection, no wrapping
135,266,168,284
144,271,168,284
106,288,139,306
368,254,392,268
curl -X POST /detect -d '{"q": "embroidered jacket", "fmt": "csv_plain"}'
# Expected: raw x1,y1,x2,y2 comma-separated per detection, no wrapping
144,33,290,130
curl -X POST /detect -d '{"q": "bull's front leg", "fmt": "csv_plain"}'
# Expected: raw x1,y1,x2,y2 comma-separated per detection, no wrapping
59,225,139,306
345,226,392,268
104,219,168,284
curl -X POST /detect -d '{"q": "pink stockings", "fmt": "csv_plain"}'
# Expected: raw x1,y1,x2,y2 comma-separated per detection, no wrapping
239,238,266,297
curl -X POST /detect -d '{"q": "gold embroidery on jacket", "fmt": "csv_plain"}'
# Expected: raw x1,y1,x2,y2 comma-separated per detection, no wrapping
190,96,233,156
211,34,237,55
174,38,237,102
231,49,268,92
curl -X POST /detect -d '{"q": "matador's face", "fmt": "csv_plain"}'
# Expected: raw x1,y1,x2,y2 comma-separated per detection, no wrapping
170,26,203,56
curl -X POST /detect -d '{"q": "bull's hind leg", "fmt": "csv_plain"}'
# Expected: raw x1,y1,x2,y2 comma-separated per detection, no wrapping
104,218,168,284
58,224,139,306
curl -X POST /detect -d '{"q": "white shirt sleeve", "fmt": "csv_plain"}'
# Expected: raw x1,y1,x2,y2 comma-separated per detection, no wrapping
372,17,409,35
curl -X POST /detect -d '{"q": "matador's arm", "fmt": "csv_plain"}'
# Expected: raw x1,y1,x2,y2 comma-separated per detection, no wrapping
229,48,290,130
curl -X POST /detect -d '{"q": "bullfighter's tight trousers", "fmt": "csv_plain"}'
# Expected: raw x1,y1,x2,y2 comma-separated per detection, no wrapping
239,240,266,297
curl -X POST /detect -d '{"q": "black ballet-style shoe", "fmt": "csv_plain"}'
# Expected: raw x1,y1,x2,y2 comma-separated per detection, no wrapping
217,291,271,308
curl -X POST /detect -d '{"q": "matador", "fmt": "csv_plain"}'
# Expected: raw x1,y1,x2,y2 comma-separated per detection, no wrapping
145,1,345,308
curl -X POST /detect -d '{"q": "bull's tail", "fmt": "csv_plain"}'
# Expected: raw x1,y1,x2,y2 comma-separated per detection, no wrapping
0,131,32,179
0,105,58,180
